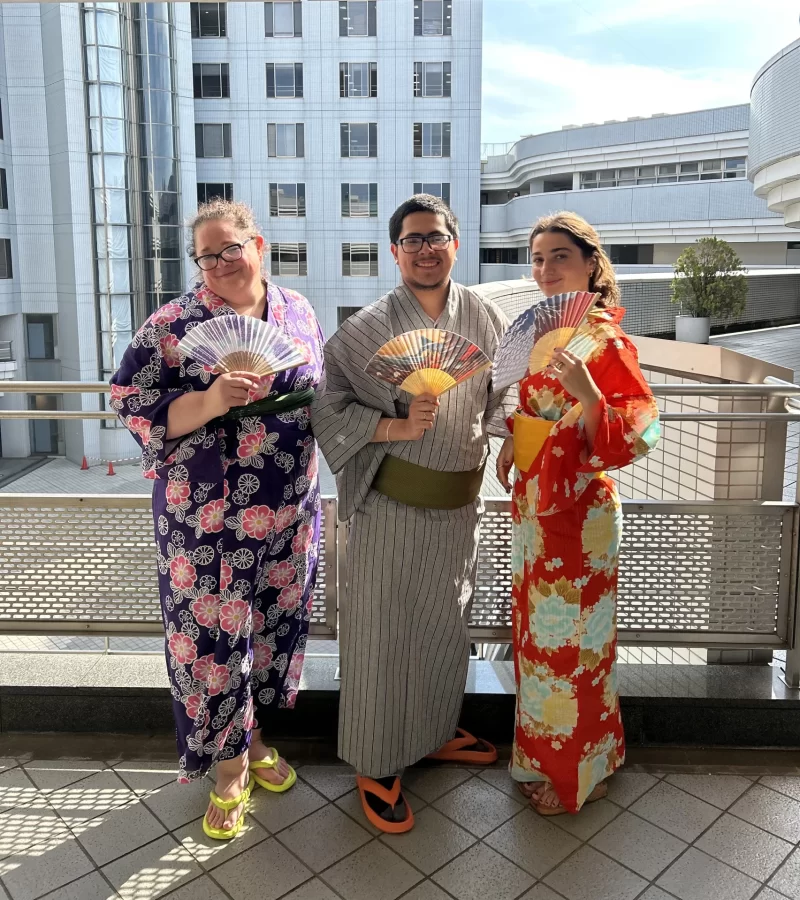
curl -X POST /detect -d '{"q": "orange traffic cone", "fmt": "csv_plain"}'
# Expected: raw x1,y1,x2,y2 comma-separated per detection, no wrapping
107,461,116,476
80,456,89,471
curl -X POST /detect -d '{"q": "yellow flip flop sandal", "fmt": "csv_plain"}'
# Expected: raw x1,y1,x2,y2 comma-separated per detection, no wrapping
202,775,255,840
249,748,297,793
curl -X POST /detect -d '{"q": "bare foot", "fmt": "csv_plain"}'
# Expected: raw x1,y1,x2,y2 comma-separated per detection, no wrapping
517,782,547,802
206,767,250,832
533,783,563,811
249,738,291,787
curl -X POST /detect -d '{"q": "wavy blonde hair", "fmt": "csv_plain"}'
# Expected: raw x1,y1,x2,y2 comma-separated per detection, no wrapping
528,211,620,307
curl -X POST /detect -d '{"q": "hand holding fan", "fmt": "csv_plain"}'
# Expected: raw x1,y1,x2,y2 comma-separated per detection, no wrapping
365,329,491,397
491,291,600,391
177,315,310,377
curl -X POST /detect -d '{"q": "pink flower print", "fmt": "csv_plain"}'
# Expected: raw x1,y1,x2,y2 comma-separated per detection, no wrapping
237,424,267,460
192,654,215,682
252,641,273,672
190,594,219,628
278,583,302,612
168,632,197,666
241,505,276,540
304,594,314,615
275,505,297,533
249,374,276,402
185,693,203,720
170,555,197,591
292,523,313,555
307,450,319,481
196,286,226,311
287,653,304,684
252,609,265,634
269,560,297,589
110,384,139,402
292,336,311,363
223,480,230,499
128,416,152,444
242,696,255,731
150,302,182,325
219,598,249,636
160,333,182,368
165,481,190,508
198,499,225,534
220,559,233,591
216,721,234,750
206,662,230,696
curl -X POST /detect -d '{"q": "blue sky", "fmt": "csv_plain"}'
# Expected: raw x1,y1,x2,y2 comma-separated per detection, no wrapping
481,0,798,145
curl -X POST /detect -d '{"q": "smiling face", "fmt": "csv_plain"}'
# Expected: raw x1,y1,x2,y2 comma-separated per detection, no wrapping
391,211,458,293
530,230,596,297
194,218,265,301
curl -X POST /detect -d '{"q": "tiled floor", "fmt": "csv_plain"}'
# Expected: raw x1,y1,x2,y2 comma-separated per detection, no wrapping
2,756,800,900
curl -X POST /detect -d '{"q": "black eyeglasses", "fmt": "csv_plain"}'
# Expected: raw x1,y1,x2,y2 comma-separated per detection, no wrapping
396,233,453,253
194,238,255,271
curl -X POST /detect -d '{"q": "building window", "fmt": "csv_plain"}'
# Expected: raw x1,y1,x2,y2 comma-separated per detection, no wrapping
338,306,361,327
342,242,378,276
271,242,307,276
269,183,306,217
414,0,452,35
268,122,305,157
413,62,451,97
480,248,530,266
191,3,227,37
197,182,233,205
340,62,377,98
266,63,304,99
340,122,377,158
413,122,450,157
607,245,654,265
26,315,55,359
193,63,230,99
0,170,7,210
413,181,450,204
0,99,3,140
580,157,747,189
339,1,377,37
195,123,232,158
724,157,747,178
341,183,377,217
265,1,302,37
0,238,11,279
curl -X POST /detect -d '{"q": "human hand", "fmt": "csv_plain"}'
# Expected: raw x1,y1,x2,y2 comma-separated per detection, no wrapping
397,392,439,440
546,349,602,408
204,371,259,418
496,436,514,492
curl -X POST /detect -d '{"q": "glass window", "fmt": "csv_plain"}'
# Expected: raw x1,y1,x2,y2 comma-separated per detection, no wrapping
340,1,376,37
191,3,227,38
271,243,307,276
26,316,54,359
342,182,377,217
415,61,450,97
142,123,175,158
98,46,122,82
413,181,450,204
146,53,172,91
195,123,231,158
342,242,378,276
418,122,448,157
725,157,746,178
194,63,229,99
94,188,128,225
0,169,7,210
95,10,120,46
274,2,294,36
341,62,375,98
276,123,296,157
344,123,370,157
269,183,306,217
100,83,124,118
414,0,452,36
197,182,233,205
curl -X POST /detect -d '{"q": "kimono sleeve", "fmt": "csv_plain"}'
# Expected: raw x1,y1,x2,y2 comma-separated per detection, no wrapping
483,301,518,438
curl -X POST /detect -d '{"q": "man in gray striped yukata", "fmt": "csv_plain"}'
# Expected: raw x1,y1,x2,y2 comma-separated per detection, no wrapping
312,195,516,833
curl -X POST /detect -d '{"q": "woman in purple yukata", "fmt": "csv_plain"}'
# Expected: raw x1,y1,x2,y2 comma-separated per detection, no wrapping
111,199,324,840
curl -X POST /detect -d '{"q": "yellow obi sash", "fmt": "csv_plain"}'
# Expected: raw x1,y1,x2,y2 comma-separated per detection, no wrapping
513,410,606,480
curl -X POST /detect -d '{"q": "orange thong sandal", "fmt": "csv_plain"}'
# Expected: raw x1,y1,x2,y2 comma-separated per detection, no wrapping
356,775,414,834
533,781,608,817
425,728,498,765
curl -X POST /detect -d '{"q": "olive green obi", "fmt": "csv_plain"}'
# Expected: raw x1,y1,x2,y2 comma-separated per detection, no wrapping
220,386,315,422
372,454,485,510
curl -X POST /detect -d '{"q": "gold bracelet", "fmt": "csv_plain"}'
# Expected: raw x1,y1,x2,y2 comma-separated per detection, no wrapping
385,419,393,442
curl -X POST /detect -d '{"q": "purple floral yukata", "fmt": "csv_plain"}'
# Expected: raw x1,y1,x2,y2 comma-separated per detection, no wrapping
111,279,323,781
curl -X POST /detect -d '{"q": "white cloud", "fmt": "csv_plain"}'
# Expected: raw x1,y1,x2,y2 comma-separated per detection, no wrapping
482,42,755,143
572,0,795,33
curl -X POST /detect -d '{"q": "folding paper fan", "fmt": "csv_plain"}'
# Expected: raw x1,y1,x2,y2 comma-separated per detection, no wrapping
491,291,601,391
365,329,491,397
177,315,309,377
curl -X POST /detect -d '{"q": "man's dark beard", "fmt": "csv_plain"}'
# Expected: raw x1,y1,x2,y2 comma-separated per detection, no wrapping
405,273,449,293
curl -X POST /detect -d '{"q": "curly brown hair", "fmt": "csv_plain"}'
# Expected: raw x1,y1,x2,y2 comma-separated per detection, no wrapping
186,198,265,261
528,211,620,306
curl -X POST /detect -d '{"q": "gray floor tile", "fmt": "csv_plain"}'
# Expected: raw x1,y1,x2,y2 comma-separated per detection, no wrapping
639,890,681,900
760,777,800,803
22,761,106,794
544,845,648,900
0,769,47,813
277,804,371,872
71,798,168,867
696,813,793,882
769,847,800,899
296,766,356,801
757,889,792,900
101,833,203,899
657,848,760,900
589,811,687,881
519,887,569,900
323,840,422,900
34,872,117,900
248,777,327,834
630,780,721,841
161,876,230,900
401,768,472,803
380,807,475,875
212,838,312,900
665,774,753,809
475,769,522,800
141,778,212,832
484,808,580,879
605,771,660,808
0,830,94,900
398,883,453,900
112,762,178,797
46,771,135,825
279,880,341,900
173,813,269,870
432,776,524,838
552,799,622,842
731,785,800,843
432,842,534,900
0,807,70,861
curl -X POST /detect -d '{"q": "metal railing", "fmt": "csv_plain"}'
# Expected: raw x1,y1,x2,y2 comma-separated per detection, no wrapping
0,380,799,687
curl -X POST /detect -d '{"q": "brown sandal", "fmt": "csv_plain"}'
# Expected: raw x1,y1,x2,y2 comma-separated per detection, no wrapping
533,781,608,817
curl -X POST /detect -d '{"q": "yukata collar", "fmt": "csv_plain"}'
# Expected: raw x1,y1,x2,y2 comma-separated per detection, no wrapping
394,279,459,330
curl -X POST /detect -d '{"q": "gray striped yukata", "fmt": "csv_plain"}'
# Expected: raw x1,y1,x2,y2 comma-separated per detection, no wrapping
311,283,515,777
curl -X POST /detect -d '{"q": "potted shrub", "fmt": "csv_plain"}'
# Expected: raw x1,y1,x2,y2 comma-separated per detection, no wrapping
671,237,748,343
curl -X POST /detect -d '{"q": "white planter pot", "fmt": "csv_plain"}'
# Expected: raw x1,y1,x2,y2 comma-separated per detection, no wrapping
675,316,710,344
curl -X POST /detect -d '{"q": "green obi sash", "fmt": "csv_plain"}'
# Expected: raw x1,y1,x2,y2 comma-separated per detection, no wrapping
219,386,315,422
372,454,485,510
